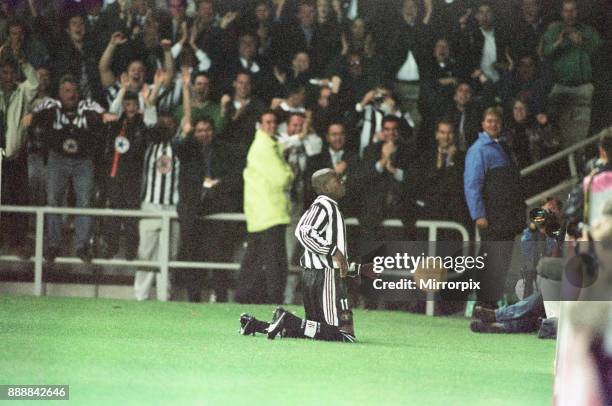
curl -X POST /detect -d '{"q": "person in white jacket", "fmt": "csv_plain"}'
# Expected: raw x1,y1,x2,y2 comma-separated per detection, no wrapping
0,51,38,256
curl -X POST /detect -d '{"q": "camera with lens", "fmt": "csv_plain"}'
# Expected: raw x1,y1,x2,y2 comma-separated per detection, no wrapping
529,207,561,238
562,183,585,239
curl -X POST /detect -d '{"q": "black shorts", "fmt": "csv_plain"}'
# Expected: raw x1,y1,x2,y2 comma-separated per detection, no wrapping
302,268,353,331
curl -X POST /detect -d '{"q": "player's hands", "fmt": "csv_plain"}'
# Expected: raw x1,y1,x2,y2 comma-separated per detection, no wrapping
334,250,348,278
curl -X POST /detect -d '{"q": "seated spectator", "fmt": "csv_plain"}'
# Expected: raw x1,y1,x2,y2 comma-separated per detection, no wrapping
134,111,181,301
359,115,416,242
219,71,266,168
28,74,116,263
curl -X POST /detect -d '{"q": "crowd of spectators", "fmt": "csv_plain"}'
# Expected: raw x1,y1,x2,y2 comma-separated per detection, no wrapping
0,0,610,303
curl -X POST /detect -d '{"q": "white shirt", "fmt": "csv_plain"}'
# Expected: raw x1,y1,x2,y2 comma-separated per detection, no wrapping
240,58,260,73
233,99,250,110
278,132,323,172
396,51,420,81
347,0,358,20
480,28,499,83
279,101,306,114
329,148,344,167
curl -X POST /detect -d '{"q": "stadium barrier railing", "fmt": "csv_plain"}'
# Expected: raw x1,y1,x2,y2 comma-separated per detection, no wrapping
0,205,469,315
520,128,611,207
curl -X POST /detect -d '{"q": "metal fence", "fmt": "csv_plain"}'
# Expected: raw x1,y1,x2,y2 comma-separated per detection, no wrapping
0,205,469,315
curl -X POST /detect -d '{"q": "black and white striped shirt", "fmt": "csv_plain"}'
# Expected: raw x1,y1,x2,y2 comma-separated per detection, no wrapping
142,141,180,205
295,195,347,269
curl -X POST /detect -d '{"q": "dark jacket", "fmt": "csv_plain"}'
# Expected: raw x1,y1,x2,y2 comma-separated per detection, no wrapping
104,113,148,184
385,20,433,82
220,97,267,168
458,25,511,78
410,147,469,225
173,136,242,217
360,140,415,221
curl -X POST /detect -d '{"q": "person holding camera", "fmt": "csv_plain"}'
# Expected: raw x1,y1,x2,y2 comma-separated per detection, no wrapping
471,197,563,336
354,86,409,157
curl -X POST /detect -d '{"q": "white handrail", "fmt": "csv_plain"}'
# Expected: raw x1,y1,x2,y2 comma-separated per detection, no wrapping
520,127,611,177
0,204,470,313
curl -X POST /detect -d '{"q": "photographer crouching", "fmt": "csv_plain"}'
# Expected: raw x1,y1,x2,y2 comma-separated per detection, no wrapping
471,198,564,337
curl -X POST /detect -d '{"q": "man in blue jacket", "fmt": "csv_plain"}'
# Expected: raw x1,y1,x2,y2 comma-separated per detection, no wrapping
464,107,525,308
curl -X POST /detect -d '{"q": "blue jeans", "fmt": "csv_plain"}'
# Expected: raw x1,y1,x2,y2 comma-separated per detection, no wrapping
495,291,545,333
46,151,94,250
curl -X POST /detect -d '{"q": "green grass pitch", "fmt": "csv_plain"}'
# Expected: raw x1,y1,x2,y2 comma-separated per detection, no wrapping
0,295,555,405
